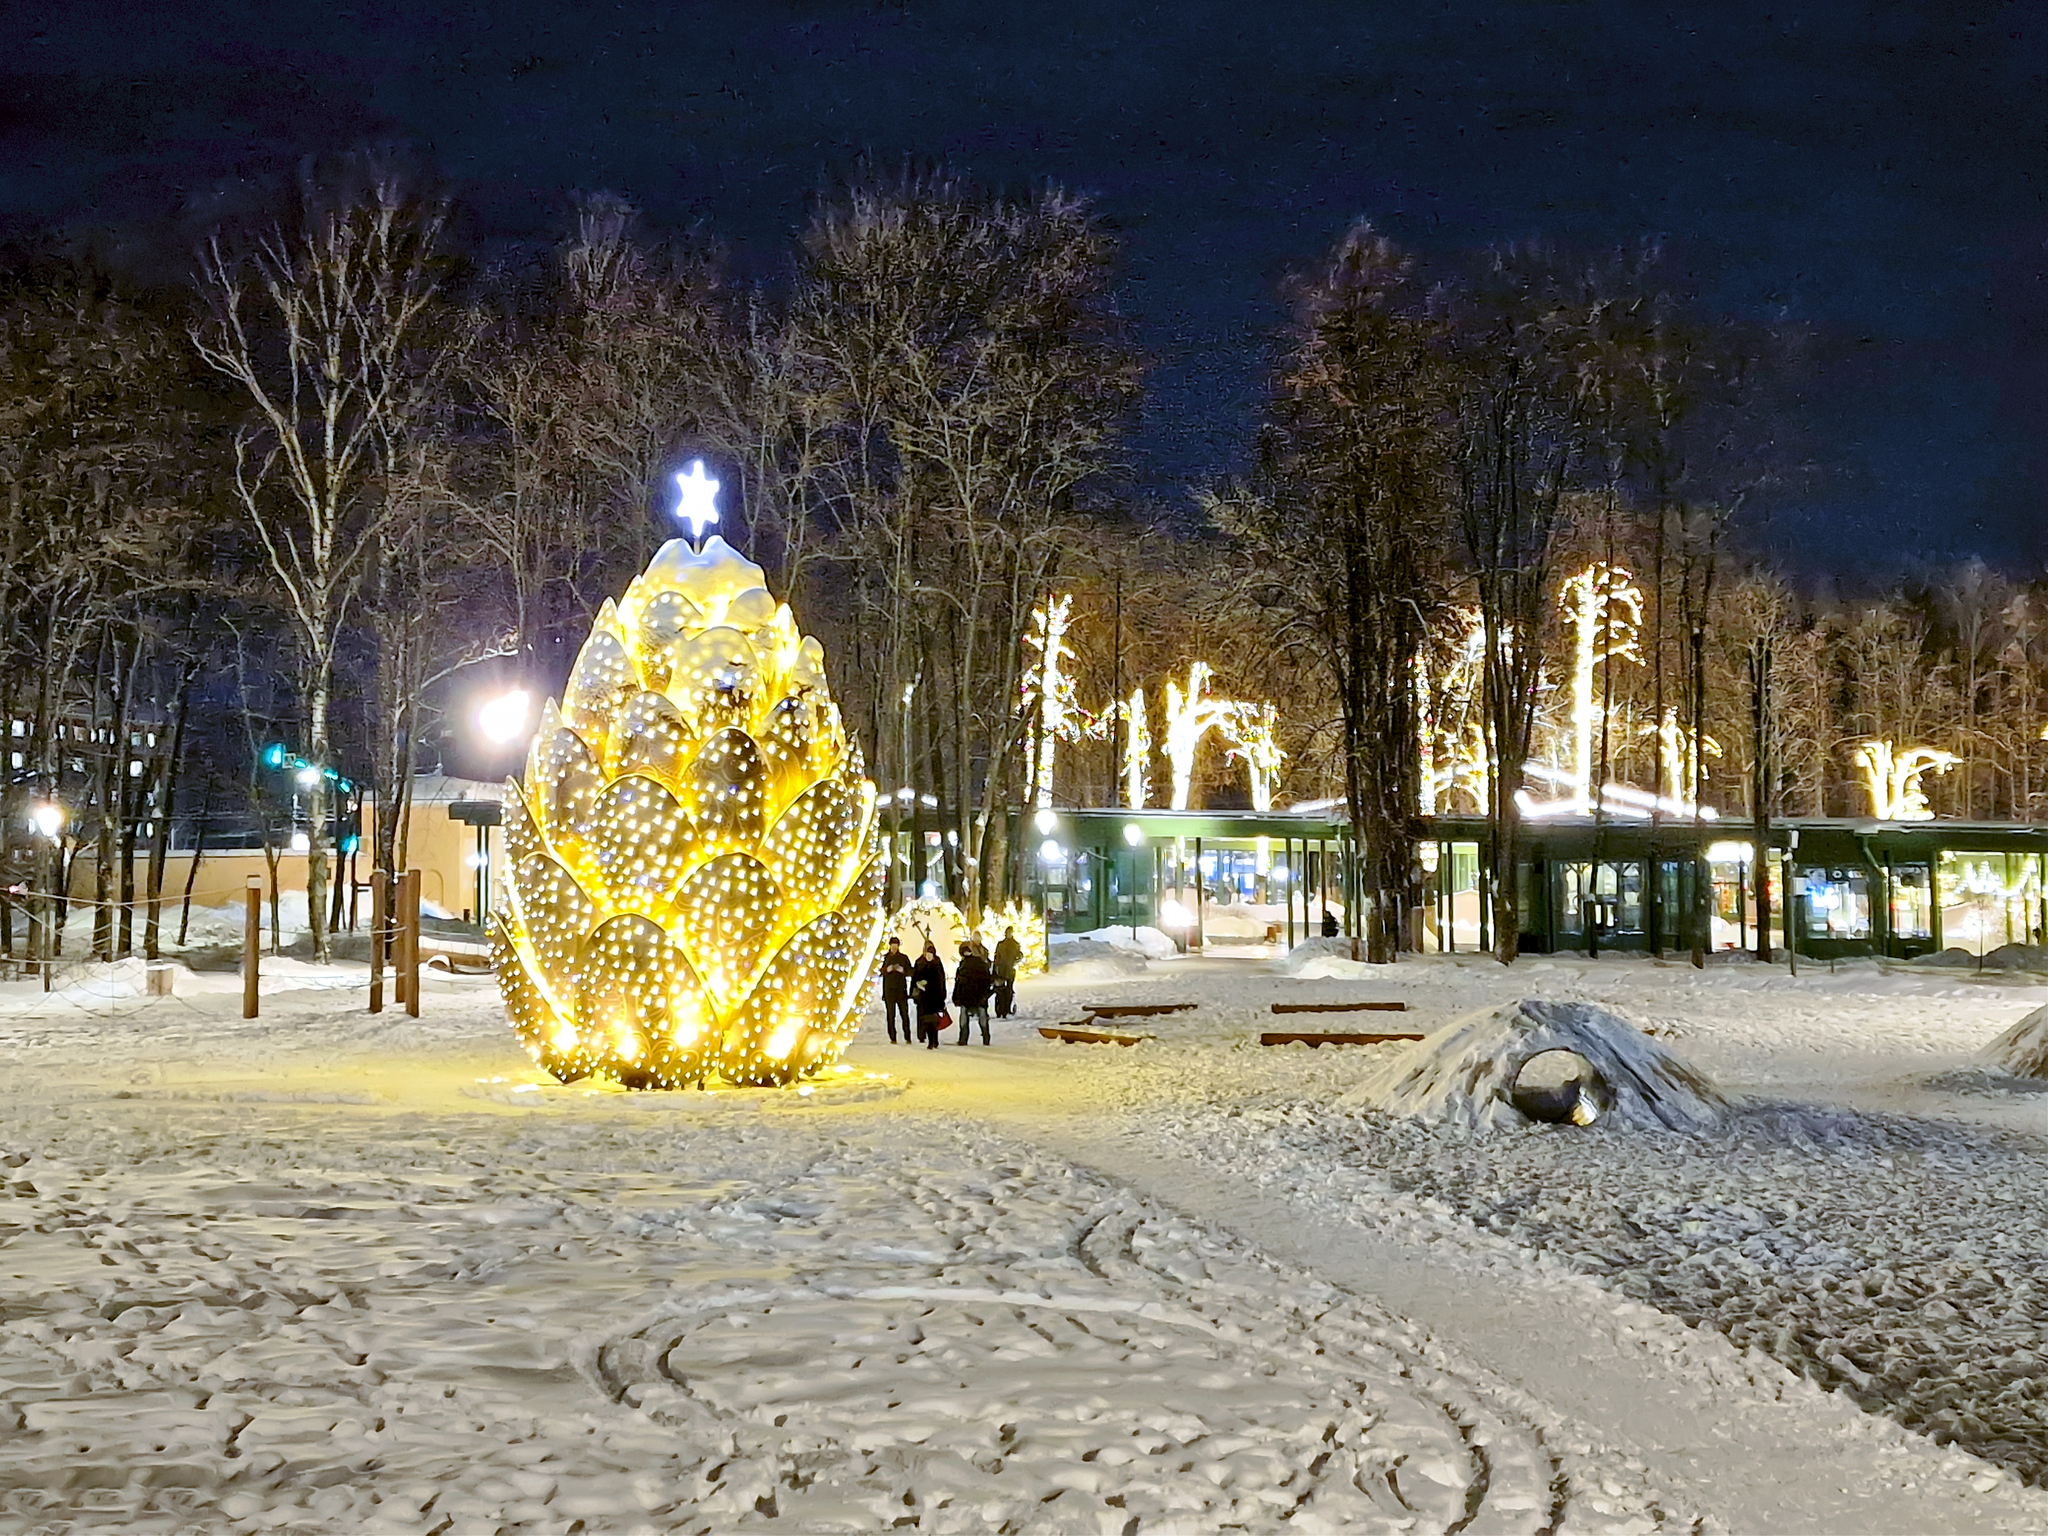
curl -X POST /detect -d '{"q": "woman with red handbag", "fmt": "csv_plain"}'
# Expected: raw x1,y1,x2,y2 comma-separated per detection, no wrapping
910,940,949,1049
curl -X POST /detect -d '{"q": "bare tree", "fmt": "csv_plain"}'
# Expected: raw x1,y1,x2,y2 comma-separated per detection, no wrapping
192,157,451,959
0,254,200,971
1210,224,1447,961
793,170,1137,914
1447,247,1590,963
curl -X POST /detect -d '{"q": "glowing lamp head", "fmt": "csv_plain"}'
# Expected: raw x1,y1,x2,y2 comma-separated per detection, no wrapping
28,803,62,839
1039,838,1064,864
477,689,533,746
1122,822,1144,847
673,459,721,544
295,766,320,788
1033,807,1058,835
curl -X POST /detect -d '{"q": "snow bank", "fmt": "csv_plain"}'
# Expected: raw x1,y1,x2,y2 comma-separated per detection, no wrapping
176,889,456,949
1981,943,2048,972
1343,997,1727,1132
1278,935,1387,979
1983,1001,2048,1076
1192,905,1271,940
1051,924,1178,959
1046,938,1148,977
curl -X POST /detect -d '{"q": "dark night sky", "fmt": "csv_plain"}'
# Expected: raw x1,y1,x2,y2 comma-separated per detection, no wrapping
4,1,2044,566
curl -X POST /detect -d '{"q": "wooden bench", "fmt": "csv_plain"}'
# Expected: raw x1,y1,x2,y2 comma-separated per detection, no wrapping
1040,1024,1156,1046
1086,1002,1196,1018
1269,1000,1409,1014
1259,1030,1425,1048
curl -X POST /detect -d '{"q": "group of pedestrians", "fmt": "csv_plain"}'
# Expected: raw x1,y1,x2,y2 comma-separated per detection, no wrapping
876,927,1026,1048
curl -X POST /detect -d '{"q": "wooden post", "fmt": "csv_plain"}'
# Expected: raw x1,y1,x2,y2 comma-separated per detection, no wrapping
401,868,422,1018
394,870,413,1009
368,870,386,1014
242,876,261,1019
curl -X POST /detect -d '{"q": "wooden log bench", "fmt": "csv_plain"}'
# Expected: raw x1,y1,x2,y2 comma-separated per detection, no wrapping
1086,1002,1197,1018
1259,1030,1426,1048
1269,1000,1409,1014
1040,1024,1156,1046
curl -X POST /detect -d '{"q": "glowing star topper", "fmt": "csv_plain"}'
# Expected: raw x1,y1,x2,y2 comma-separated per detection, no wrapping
673,459,721,545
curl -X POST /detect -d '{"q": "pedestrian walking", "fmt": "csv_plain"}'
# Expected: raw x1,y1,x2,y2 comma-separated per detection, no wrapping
953,938,994,1044
878,935,914,1042
911,940,948,1049
991,926,1023,1018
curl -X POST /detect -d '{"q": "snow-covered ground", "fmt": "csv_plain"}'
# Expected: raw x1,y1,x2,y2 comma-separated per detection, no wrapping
4,944,2048,1531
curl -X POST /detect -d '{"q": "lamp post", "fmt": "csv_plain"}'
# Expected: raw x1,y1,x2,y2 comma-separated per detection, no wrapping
467,688,535,926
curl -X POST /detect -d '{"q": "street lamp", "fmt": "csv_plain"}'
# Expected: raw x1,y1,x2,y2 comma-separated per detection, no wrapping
476,689,533,746
28,803,62,840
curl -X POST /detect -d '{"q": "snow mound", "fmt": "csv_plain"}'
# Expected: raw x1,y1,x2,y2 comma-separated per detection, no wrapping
1280,936,1354,970
1279,936,1389,979
1051,925,1177,959
1980,943,2048,972
1915,947,1985,969
1983,1002,2048,1076
1342,997,1727,1133
1192,905,1272,940
1046,939,1148,976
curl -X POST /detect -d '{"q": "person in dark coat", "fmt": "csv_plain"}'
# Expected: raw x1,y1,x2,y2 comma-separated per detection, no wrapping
1320,907,1340,938
991,927,1024,1018
910,941,948,1049
953,939,995,1044
878,936,914,1042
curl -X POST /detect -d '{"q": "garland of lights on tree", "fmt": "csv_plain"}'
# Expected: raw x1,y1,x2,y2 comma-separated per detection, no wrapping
493,462,885,1089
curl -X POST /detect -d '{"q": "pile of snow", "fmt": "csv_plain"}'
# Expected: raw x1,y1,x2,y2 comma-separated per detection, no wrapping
1191,904,1272,940
1046,938,1148,977
1278,935,1385,978
1051,924,1178,959
1979,943,2048,972
1915,946,1992,969
1342,997,1727,1133
1984,1001,2048,1076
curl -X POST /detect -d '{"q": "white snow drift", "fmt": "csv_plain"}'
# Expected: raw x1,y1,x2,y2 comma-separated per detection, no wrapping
1984,1000,2048,1077
1344,997,1728,1132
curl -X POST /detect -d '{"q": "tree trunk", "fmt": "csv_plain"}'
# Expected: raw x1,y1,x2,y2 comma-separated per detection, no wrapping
144,677,192,960
305,663,332,961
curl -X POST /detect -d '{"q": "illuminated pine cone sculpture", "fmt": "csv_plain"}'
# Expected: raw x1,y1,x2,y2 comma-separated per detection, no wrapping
493,536,884,1088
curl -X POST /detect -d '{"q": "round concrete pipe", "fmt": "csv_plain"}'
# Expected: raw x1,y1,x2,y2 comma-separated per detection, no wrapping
1508,1049,1611,1126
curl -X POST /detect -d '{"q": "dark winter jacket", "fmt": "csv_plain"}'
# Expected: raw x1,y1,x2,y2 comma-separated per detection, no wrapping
953,950,995,1009
879,946,914,1001
911,955,948,1017
992,936,1024,981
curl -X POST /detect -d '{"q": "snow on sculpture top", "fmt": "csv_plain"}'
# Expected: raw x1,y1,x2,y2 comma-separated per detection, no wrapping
493,525,885,1089
1342,997,1726,1133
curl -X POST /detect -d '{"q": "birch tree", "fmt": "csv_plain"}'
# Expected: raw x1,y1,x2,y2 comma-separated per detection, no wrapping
192,158,450,960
